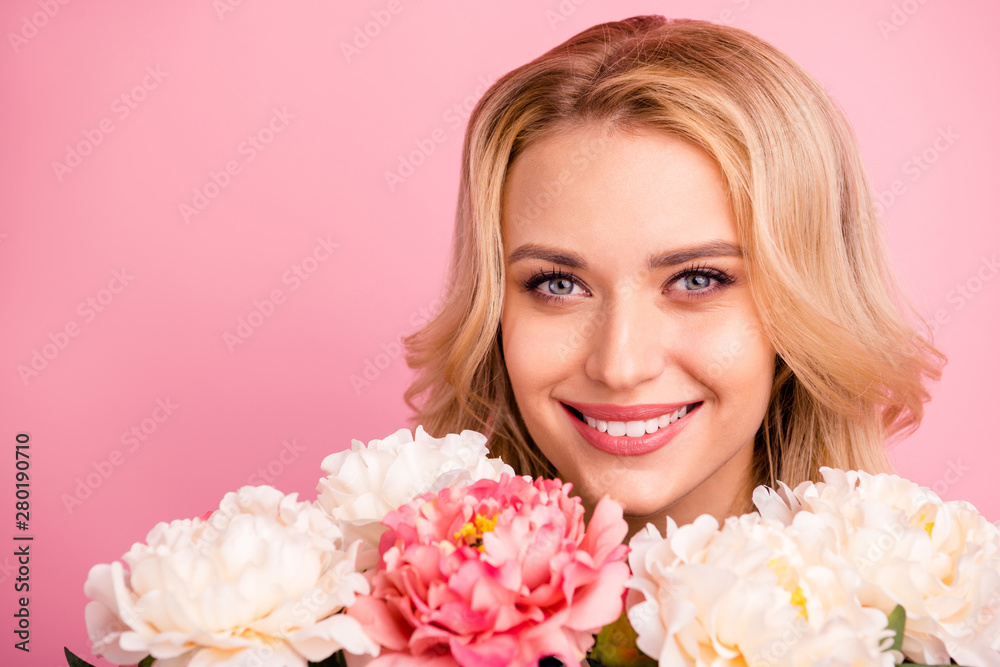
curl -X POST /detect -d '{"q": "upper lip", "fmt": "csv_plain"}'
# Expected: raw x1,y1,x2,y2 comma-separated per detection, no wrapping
560,400,700,422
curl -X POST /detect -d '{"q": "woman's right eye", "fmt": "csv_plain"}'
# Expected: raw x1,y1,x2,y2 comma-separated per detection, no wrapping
542,276,579,296
520,270,588,302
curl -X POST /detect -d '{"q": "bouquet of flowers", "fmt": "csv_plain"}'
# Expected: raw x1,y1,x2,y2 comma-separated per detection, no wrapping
76,485,379,666
71,427,630,667
67,428,1000,667
627,468,1000,667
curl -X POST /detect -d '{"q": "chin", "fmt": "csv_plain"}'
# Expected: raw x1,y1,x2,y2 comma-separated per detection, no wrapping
616,493,677,521
578,470,687,522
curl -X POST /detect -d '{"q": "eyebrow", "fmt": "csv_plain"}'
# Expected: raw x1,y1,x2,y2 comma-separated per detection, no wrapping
507,244,588,269
647,240,743,269
506,240,743,270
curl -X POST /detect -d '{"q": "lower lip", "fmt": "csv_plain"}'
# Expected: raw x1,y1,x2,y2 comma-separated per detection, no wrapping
563,402,701,456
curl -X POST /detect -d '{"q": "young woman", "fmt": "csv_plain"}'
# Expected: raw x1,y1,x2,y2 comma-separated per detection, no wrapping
402,15,946,536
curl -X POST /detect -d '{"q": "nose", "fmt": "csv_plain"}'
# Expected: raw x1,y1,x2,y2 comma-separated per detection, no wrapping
583,294,667,392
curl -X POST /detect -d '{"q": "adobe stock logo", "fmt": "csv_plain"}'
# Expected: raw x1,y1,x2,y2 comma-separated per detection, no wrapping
223,236,338,352
7,0,71,53
873,126,959,217
927,254,999,336
212,0,247,21
544,0,588,30
339,0,409,63
246,439,306,486
179,106,295,224
61,397,180,514
17,268,135,385
877,0,928,39
384,74,497,192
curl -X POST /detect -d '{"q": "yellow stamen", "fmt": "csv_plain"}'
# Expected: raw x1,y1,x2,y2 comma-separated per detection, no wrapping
925,522,934,537
454,523,477,542
768,558,808,621
474,514,497,533
790,586,808,621
454,512,497,552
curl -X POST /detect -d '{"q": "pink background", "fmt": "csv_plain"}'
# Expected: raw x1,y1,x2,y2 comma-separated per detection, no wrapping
1,1,997,664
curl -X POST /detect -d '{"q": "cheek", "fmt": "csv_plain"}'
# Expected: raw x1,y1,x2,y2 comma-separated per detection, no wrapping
500,301,567,403
696,309,775,408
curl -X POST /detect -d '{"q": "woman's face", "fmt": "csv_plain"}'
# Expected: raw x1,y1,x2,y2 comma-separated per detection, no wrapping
499,125,776,532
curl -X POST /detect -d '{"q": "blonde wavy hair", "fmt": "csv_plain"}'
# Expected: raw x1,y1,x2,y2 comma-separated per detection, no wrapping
402,15,946,511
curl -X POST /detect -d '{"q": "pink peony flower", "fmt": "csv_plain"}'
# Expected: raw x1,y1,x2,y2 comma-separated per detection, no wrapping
346,473,630,667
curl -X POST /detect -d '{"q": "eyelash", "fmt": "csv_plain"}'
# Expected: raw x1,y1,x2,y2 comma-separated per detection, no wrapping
521,268,581,304
519,264,736,304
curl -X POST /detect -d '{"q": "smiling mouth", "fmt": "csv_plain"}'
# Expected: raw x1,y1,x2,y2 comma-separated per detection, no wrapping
563,402,703,437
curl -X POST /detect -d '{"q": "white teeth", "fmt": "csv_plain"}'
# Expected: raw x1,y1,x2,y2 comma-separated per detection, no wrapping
580,403,696,436
607,421,627,437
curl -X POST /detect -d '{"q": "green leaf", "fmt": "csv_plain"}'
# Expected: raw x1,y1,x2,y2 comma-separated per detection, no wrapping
63,647,97,667
138,656,155,667
886,610,960,665
887,604,906,653
587,613,657,667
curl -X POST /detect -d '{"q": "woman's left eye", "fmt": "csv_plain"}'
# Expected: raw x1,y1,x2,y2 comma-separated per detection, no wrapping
673,273,715,291
666,268,735,295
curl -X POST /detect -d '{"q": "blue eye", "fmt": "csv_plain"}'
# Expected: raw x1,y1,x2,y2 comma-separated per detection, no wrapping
544,277,579,296
520,269,587,302
667,266,735,297
677,273,714,290
518,265,735,304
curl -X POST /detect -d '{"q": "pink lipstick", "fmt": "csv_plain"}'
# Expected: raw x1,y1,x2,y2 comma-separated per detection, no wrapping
561,400,702,456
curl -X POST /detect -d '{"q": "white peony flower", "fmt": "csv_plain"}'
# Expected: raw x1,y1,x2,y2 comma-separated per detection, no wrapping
84,485,379,666
315,425,515,558
626,513,896,667
754,467,1000,667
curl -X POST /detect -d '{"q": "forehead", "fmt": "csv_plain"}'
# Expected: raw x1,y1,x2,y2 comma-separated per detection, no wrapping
501,126,736,249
